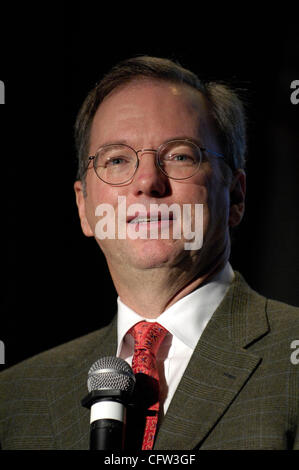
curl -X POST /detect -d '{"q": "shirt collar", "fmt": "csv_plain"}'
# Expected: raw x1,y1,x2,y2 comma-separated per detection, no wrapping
117,262,234,354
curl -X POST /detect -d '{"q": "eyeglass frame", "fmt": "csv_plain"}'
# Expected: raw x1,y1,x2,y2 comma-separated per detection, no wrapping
86,138,227,186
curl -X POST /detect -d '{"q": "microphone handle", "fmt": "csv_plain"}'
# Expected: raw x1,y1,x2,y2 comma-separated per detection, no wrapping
90,418,125,450
82,390,132,450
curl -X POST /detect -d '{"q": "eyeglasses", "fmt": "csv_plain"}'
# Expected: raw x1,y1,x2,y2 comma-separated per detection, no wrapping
87,139,226,185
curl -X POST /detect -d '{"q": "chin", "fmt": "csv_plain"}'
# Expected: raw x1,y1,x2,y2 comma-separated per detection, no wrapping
126,238,188,269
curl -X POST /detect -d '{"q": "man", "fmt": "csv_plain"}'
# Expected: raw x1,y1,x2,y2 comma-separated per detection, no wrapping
0,56,298,450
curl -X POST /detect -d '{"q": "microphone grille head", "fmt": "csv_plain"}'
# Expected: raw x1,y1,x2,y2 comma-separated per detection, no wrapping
87,356,135,394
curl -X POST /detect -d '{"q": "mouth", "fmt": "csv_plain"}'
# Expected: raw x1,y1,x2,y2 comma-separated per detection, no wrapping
127,212,175,224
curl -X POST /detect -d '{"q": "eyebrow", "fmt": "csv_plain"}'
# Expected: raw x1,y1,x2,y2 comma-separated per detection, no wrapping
94,136,205,150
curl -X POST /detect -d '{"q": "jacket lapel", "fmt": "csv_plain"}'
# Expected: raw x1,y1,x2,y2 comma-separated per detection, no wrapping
154,272,270,450
46,273,270,450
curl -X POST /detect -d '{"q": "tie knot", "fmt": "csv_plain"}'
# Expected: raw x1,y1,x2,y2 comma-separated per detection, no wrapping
129,321,168,356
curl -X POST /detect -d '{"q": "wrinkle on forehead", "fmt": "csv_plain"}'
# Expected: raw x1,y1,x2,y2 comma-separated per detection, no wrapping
90,79,220,154
98,78,205,114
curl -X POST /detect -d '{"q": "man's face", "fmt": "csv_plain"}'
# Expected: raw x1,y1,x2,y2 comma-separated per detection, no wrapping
75,80,237,276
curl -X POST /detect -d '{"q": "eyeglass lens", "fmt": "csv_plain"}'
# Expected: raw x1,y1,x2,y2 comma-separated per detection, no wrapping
93,140,202,184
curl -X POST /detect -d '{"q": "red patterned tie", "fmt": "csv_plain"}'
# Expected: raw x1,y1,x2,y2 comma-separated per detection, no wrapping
129,321,168,450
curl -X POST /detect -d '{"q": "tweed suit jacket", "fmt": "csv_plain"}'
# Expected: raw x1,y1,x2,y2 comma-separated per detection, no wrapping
0,272,299,450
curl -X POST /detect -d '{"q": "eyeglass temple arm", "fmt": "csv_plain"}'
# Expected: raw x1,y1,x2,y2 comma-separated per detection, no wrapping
88,148,224,160
201,147,236,171
201,147,225,159
86,148,232,175
84,155,96,171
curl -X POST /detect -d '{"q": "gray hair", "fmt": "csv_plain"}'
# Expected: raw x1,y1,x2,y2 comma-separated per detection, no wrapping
74,56,247,187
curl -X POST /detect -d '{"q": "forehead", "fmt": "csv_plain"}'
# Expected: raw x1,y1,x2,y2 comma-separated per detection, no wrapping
89,79,216,149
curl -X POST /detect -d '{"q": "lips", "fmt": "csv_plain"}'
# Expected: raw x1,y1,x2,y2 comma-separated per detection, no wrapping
127,212,175,224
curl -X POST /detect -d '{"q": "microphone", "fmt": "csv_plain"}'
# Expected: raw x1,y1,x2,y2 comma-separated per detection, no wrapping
81,356,135,450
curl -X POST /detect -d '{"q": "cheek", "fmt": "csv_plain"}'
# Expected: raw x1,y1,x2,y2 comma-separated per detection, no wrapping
173,183,210,236
207,184,230,230
206,164,231,217
84,176,114,229
85,177,130,238
181,173,230,233
173,173,209,203
175,182,210,225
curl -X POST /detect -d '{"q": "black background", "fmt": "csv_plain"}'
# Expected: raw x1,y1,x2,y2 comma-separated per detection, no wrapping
1,4,298,369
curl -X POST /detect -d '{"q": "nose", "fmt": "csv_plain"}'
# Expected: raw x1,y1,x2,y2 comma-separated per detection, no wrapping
132,150,169,197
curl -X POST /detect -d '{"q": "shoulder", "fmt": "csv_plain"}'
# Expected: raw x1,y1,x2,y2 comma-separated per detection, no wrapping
264,298,299,357
0,320,116,448
234,271,299,324
232,271,299,360
1,320,115,381
266,297,299,325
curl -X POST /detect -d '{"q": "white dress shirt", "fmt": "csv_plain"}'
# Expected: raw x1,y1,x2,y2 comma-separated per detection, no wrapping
116,262,235,414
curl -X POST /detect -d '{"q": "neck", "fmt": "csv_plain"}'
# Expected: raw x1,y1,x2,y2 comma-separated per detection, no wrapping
109,250,229,319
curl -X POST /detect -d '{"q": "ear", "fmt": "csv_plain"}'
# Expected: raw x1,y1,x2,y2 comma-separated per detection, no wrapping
229,169,246,227
73,180,94,237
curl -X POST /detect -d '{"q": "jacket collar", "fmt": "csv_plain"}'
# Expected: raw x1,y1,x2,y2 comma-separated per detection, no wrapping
47,272,269,450
154,272,269,449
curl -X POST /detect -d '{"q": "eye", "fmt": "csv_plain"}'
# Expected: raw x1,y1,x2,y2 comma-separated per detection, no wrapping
107,157,124,166
104,155,130,168
165,153,196,164
173,154,190,161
